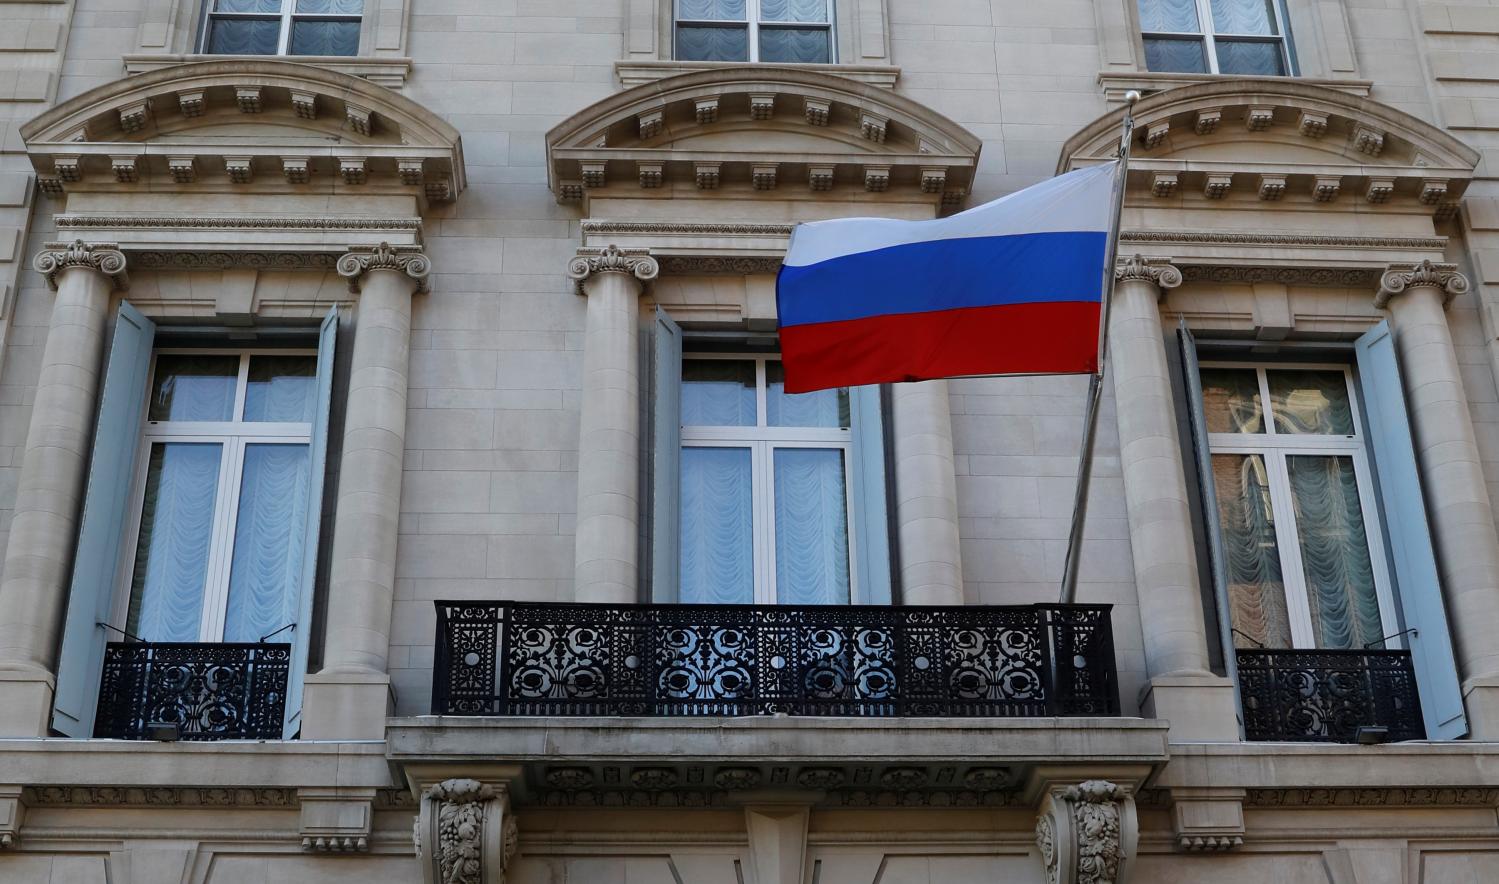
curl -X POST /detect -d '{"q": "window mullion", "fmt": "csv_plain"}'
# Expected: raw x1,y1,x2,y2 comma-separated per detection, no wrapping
755,442,775,604
748,0,760,62
1267,451,1316,648
201,436,245,642
1197,0,1219,73
278,4,294,54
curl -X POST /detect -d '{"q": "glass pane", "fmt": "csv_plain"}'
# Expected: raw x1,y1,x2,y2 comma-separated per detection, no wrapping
216,0,282,12
676,25,750,61
682,360,757,426
205,17,282,54
127,443,223,643
1212,453,1291,649
290,19,361,55
1143,37,1208,72
296,0,362,12
758,26,831,63
774,449,850,605
1288,456,1384,649
1210,0,1276,34
244,355,317,423
767,362,848,428
224,444,311,643
1200,368,1264,434
680,447,754,604
677,0,746,20
149,354,239,422
1268,370,1353,435
1215,39,1286,75
760,0,828,23
1138,0,1200,32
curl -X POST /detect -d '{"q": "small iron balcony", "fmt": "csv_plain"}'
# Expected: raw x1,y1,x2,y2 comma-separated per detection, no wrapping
93,642,290,740
1237,648,1424,742
432,601,1119,718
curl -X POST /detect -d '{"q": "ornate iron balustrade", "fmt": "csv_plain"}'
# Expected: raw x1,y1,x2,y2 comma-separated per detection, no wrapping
1237,648,1424,742
432,601,1118,718
93,642,290,740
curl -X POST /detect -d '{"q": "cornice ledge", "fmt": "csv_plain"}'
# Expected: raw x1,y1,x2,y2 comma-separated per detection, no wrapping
122,53,413,88
615,59,901,90
57,215,422,232
581,221,797,237
1122,230,1447,250
1097,71,1373,102
1377,259,1470,308
32,239,128,291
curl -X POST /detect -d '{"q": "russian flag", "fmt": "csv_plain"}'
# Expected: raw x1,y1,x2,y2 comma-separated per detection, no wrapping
776,162,1119,393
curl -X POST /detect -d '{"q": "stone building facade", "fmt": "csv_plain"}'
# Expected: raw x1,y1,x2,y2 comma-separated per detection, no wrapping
0,0,1498,882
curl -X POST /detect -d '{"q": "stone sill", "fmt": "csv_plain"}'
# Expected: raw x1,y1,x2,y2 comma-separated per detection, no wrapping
1159,740,1499,791
617,59,900,90
386,716,1170,764
123,54,413,89
1098,70,1373,102
0,738,393,788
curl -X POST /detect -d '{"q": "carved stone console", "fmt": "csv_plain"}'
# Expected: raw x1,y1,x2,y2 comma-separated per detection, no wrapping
1168,787,1245,851
415,778,518,884
298,787,375,853
1035,780,1138,884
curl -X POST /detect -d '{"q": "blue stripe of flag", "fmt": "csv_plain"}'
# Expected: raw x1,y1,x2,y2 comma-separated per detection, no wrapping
777,230,1107,328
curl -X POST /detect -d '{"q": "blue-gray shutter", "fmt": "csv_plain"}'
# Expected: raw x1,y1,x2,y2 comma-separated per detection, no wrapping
50,301,155,737
848,385,892,605
1177,324,1244,738
282,306,338,738
649,307,683,603
1355,320,1468,740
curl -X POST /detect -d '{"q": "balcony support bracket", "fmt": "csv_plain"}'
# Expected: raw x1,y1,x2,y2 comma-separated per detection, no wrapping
1168,787,1245,852
1034,778,1138,884
412,765,520,884
299,787,376,853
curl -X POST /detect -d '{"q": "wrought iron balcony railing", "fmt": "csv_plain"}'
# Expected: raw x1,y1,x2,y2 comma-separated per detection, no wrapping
93,642,290,740
1236,648,1424,742
432,601,1119,718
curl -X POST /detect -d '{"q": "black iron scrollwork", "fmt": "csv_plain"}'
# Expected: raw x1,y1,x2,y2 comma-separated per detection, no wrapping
94,642,290,740
1236,648,1424,742
432,601,1118,718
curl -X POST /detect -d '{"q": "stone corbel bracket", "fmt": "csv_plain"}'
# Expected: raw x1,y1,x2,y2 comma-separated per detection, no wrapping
1035,780,1138,884
298,787,375,853
1168,787,1245,852
33,239,128,291
415,778,518,884
0,786,23,849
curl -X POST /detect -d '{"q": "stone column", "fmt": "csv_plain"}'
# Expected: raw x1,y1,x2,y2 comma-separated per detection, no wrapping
892,380,964,605
1110,255,1236,739
566,246,658,604
0,241,125,736
302,243,428,740
1378,260,1499,737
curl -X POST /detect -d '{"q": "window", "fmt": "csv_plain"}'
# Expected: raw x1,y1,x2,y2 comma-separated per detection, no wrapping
679,355,856,604
116,351,319,644
675,0,834,64
200,0,363,57
1200,363,1398,650
1137,0,1294,75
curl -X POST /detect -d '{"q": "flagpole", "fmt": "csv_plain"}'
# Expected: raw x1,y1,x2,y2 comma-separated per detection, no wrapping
1059,90,1139,605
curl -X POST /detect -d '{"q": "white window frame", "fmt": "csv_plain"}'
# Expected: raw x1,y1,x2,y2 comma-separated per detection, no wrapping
1202,361,1400,650
109,349,317,643
197,0,363,57
680,353,859,605
673,0,837,64
1139,0,1297,75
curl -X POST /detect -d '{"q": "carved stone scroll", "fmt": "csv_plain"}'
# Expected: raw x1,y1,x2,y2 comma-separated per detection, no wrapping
1035,780,1138,884
415,779,517,884
32,240,128,291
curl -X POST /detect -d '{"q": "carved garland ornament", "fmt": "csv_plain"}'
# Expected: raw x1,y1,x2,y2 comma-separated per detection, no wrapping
567,244,660,294
1376,259,1471,308
415,778,517,884
336,241,432,294
32,239,128,291
1035,780,1137,884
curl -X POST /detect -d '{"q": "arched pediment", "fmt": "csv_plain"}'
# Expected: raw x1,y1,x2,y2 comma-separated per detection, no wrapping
546,67,982,209
1059,79,1478,218
21,59,465,201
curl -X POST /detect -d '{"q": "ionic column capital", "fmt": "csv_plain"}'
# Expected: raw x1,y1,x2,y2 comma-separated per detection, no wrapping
1376,259,1470,309
336,241,431,294
32,240,128,291
1115,254,1182,294
567,244,658,295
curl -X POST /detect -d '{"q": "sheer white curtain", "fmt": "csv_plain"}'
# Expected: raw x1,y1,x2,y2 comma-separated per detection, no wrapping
1288,455,1382,649
1212,453,1291,648
680,448,754,604
223,444,311,642
773,449,849,604
129,444,223,642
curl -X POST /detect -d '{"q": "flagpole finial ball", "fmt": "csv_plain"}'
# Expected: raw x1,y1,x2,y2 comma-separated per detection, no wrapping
1123,90,1142,106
